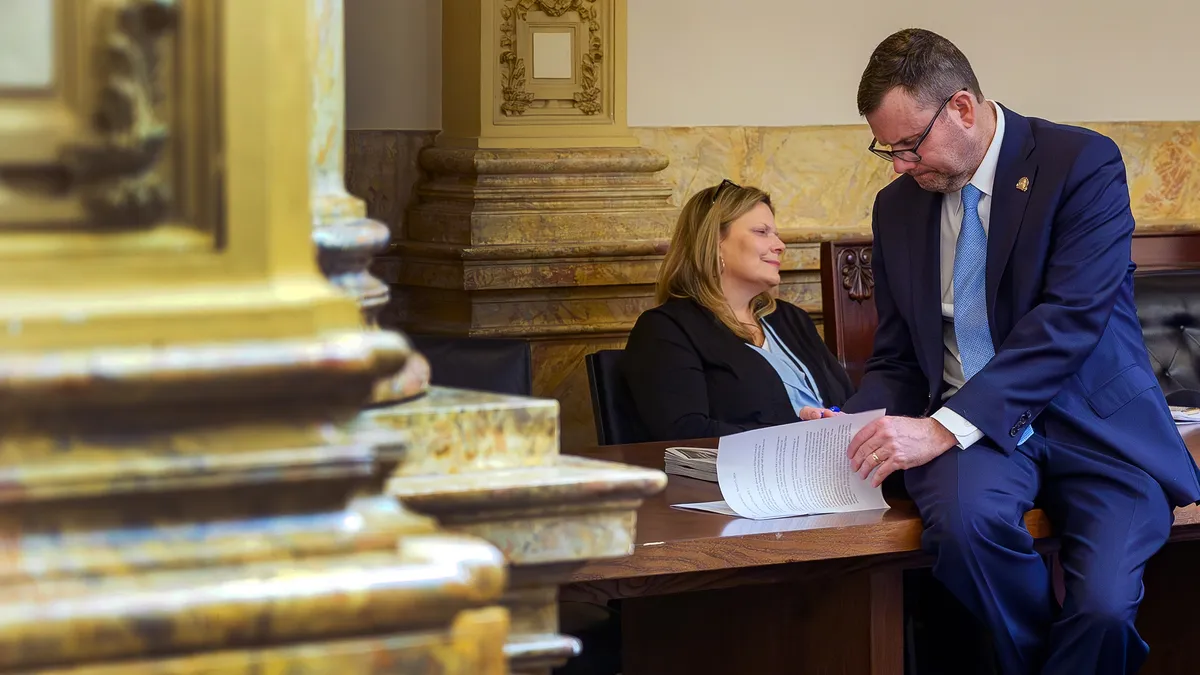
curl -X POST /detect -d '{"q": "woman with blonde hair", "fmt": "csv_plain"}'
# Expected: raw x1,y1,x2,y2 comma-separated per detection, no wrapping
620,179,854,440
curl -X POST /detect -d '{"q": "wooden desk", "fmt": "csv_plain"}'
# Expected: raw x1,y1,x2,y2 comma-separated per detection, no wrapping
563,430,1200,675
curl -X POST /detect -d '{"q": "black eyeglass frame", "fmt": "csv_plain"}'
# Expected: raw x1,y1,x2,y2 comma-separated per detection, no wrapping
867,88,967,163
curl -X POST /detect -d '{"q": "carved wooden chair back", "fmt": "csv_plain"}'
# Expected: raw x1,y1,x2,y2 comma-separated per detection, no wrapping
819,239,876,388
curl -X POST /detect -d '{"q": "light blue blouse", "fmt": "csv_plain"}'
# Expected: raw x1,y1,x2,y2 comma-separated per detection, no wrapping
746,321,824,412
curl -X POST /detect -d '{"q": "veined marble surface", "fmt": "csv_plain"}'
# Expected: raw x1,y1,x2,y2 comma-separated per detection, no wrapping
309,0,365,225
350,121,1200,238
365,386,561,474
633,121,1200,233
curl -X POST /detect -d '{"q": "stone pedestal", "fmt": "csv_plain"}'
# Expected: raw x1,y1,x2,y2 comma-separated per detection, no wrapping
375,145,675,449
385,146,674,332
366,387,667,674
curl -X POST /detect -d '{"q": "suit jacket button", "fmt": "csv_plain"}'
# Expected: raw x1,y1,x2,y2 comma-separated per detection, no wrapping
1010,427,1019,437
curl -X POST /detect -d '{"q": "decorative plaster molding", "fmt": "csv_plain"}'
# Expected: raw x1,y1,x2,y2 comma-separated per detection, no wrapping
499,0,603,117
63,0,177,228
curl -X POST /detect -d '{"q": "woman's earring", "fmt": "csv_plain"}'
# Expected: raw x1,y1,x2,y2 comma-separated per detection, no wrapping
719,256,726,273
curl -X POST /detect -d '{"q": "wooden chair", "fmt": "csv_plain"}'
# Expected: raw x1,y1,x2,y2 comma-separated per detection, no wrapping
819,238,876,387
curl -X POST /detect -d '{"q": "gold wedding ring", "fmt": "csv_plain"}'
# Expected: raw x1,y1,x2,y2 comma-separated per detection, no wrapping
870,452,881,466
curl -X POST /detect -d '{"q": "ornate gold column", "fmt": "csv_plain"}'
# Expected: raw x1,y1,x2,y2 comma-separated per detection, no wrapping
371,0,676,450
0,1,506,671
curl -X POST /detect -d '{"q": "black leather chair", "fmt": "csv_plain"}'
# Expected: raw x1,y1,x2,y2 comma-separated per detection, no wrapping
407,334,532,396
563,348,637,675
1135,270,1200,406
585,349,650,445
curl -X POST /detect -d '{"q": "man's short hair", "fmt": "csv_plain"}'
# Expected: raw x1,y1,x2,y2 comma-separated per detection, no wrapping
857,28,984,117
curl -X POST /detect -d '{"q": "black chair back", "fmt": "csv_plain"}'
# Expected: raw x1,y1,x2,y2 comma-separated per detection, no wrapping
1135,270,1200,404
586,350,650,445
408,334,532,396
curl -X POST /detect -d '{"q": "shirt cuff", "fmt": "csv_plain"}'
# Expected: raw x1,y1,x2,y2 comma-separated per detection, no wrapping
931,407,984,449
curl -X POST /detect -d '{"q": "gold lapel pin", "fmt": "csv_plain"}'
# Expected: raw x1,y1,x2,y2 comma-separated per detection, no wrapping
1016,176,1030,192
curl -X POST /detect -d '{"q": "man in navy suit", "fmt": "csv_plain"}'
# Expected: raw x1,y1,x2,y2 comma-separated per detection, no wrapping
842,28,1200,674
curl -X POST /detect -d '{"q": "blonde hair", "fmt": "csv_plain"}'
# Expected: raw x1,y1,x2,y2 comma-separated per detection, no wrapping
656,181,777,342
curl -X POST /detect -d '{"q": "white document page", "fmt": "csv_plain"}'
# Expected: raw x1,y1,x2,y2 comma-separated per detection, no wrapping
1171,406,1200,425
673,409,890,520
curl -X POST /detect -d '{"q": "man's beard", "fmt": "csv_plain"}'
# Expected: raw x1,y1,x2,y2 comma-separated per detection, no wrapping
913,169,972,194
912,124,980,194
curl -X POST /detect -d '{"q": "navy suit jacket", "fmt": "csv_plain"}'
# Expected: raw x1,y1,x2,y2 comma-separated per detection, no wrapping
844,104,1200,508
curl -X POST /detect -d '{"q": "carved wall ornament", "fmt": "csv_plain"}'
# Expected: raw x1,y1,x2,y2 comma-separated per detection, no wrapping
839,246,874,303
498,8,535,116
573,2,603,114
63,0,177,228
499,0,603,116
533,0,578,15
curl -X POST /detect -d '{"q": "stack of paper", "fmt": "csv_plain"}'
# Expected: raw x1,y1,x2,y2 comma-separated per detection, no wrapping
670,409,891,520
664,446,718,482
1170,406,1200,425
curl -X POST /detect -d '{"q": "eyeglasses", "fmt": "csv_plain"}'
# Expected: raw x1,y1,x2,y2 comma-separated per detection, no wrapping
711,178,740,203
867,89,965,163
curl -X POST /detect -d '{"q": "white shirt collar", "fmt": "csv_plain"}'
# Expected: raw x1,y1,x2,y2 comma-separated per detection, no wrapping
967,101,1005,198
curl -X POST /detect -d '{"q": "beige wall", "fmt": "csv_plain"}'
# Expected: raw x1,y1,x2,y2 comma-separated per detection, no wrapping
345,0,441,130
628,0,1199,126
346,0,1199,130
0,0,54,88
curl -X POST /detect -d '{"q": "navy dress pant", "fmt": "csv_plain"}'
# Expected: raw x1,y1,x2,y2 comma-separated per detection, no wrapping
904,432,1173,675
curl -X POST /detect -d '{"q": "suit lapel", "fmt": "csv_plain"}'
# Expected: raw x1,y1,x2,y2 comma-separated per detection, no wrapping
986,105,1038,337
908,185,946,397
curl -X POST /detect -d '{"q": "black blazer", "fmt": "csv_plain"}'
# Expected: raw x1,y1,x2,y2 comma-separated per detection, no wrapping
620,297,855,441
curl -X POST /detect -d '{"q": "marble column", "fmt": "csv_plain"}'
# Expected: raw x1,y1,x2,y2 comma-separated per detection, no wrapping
309,0,429,402
361,0,678,451
341,5,670,674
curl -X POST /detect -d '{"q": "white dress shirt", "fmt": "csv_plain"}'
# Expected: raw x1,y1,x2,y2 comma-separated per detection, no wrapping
929,101,1005,449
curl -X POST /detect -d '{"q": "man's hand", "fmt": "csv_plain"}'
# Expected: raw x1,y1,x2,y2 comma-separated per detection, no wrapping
798,406,842,421
847,416,958,487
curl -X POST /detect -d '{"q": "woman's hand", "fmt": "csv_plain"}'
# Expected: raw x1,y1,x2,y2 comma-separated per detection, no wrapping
798,406,842,421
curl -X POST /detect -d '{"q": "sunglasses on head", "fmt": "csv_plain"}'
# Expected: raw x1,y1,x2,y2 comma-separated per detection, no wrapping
711,178,740,204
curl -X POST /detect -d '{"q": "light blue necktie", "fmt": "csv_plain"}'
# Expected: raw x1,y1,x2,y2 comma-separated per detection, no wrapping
953,184,1033,444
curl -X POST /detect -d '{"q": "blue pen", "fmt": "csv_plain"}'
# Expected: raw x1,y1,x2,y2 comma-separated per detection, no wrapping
830,407,841,413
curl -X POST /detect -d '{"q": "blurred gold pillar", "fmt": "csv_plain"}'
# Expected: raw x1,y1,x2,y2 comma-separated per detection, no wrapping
0,0,508,671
